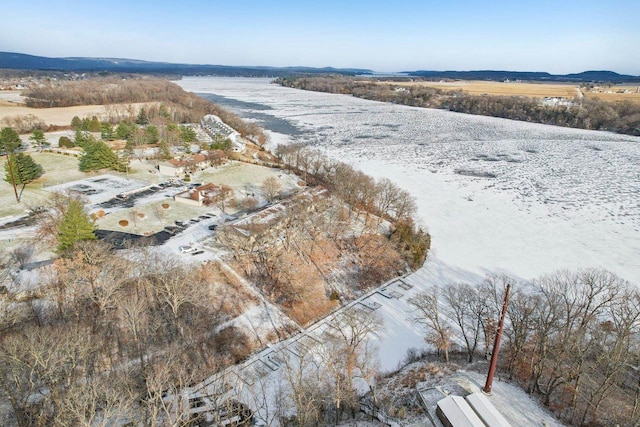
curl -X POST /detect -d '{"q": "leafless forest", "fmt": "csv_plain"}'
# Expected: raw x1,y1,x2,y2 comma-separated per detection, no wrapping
408,270,640,426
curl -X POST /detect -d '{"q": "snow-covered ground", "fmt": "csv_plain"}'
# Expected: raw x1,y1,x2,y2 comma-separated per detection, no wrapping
177,77,640,286
172,77,638,424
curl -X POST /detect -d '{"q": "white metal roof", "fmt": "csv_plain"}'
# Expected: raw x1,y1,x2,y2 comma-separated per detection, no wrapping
465,393,512,427
437,395,485,427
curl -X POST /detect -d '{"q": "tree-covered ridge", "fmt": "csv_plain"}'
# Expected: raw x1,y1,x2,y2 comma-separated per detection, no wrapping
405,69,640,83
22,77,266,143
0,51,372,76
275,76,640,136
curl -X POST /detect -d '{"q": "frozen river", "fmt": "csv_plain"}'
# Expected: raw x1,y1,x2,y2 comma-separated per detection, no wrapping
177,77,640,286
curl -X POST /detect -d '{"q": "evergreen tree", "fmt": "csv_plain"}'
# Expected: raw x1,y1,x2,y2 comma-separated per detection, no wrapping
158,139,171,160
58,136,75,148
70,116,82,130
115,121,136,140
210,136,233,152
136,108,149,125
0,127,21,154
4,153,44,201
101,123,114,141
56,200,97,253
87,116,102,132
74,130,92,147
179,125,197,142
159,104,171,119
1,127,22,202
29,129,49,151
144,125,160,144
79,140,126,172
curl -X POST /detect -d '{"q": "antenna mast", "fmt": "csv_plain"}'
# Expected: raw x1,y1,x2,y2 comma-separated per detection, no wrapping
483,284,511,395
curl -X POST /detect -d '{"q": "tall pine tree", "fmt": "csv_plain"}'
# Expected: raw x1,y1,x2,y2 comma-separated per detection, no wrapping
4,153,44,201
56,200,97,253
79,140,126,172
0,127,21,154
0,126,22,202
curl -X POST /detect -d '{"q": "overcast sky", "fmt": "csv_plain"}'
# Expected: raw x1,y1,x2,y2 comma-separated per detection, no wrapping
2,0,639,74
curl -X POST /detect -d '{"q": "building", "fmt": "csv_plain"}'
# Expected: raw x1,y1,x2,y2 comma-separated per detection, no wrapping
201,115,244,152
158,154,210,177
436,395,485,427
435,393,512,427
174,183,221,206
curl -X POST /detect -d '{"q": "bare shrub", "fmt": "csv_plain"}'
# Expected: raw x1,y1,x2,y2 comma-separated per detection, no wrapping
11,245,34,270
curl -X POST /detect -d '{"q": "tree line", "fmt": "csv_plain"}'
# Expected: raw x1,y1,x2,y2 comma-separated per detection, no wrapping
409,270,640,426
275,143,430,270
275,76,640,136
22,76,267,144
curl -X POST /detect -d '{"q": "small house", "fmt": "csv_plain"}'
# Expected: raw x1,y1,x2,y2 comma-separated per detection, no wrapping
158,154,210,177
174,183,221,207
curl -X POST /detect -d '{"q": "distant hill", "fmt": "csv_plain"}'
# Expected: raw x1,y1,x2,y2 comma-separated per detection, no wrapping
2,52,637,82
404,69,640,83
0,52,372,77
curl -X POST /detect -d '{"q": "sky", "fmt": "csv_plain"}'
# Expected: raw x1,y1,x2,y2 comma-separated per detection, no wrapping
2,0,639,74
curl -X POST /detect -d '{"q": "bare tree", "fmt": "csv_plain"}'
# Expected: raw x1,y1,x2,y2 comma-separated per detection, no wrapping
0,323,95,426
240,369,284,427
322,308,383,423
443,282,487,363
212,185,233,213
280,346,327,427
117,284,149,371
152,203,166,226
129,208,147,229
10,245,34,270
262,176,282,202
60,374,135,427
410,286,453,362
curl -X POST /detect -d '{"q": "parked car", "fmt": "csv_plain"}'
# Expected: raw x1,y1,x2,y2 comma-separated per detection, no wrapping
208,224,218,230
179,245,197,254
165,226,183,234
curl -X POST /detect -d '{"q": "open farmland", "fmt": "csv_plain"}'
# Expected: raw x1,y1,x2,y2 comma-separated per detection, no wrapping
0,100,156,127
380,79,581,98
0,90,25,106
585,85,640,103
373,79,640,103
178,76,640,285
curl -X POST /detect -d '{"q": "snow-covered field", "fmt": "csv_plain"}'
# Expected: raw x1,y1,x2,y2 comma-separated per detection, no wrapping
177,77,640,286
